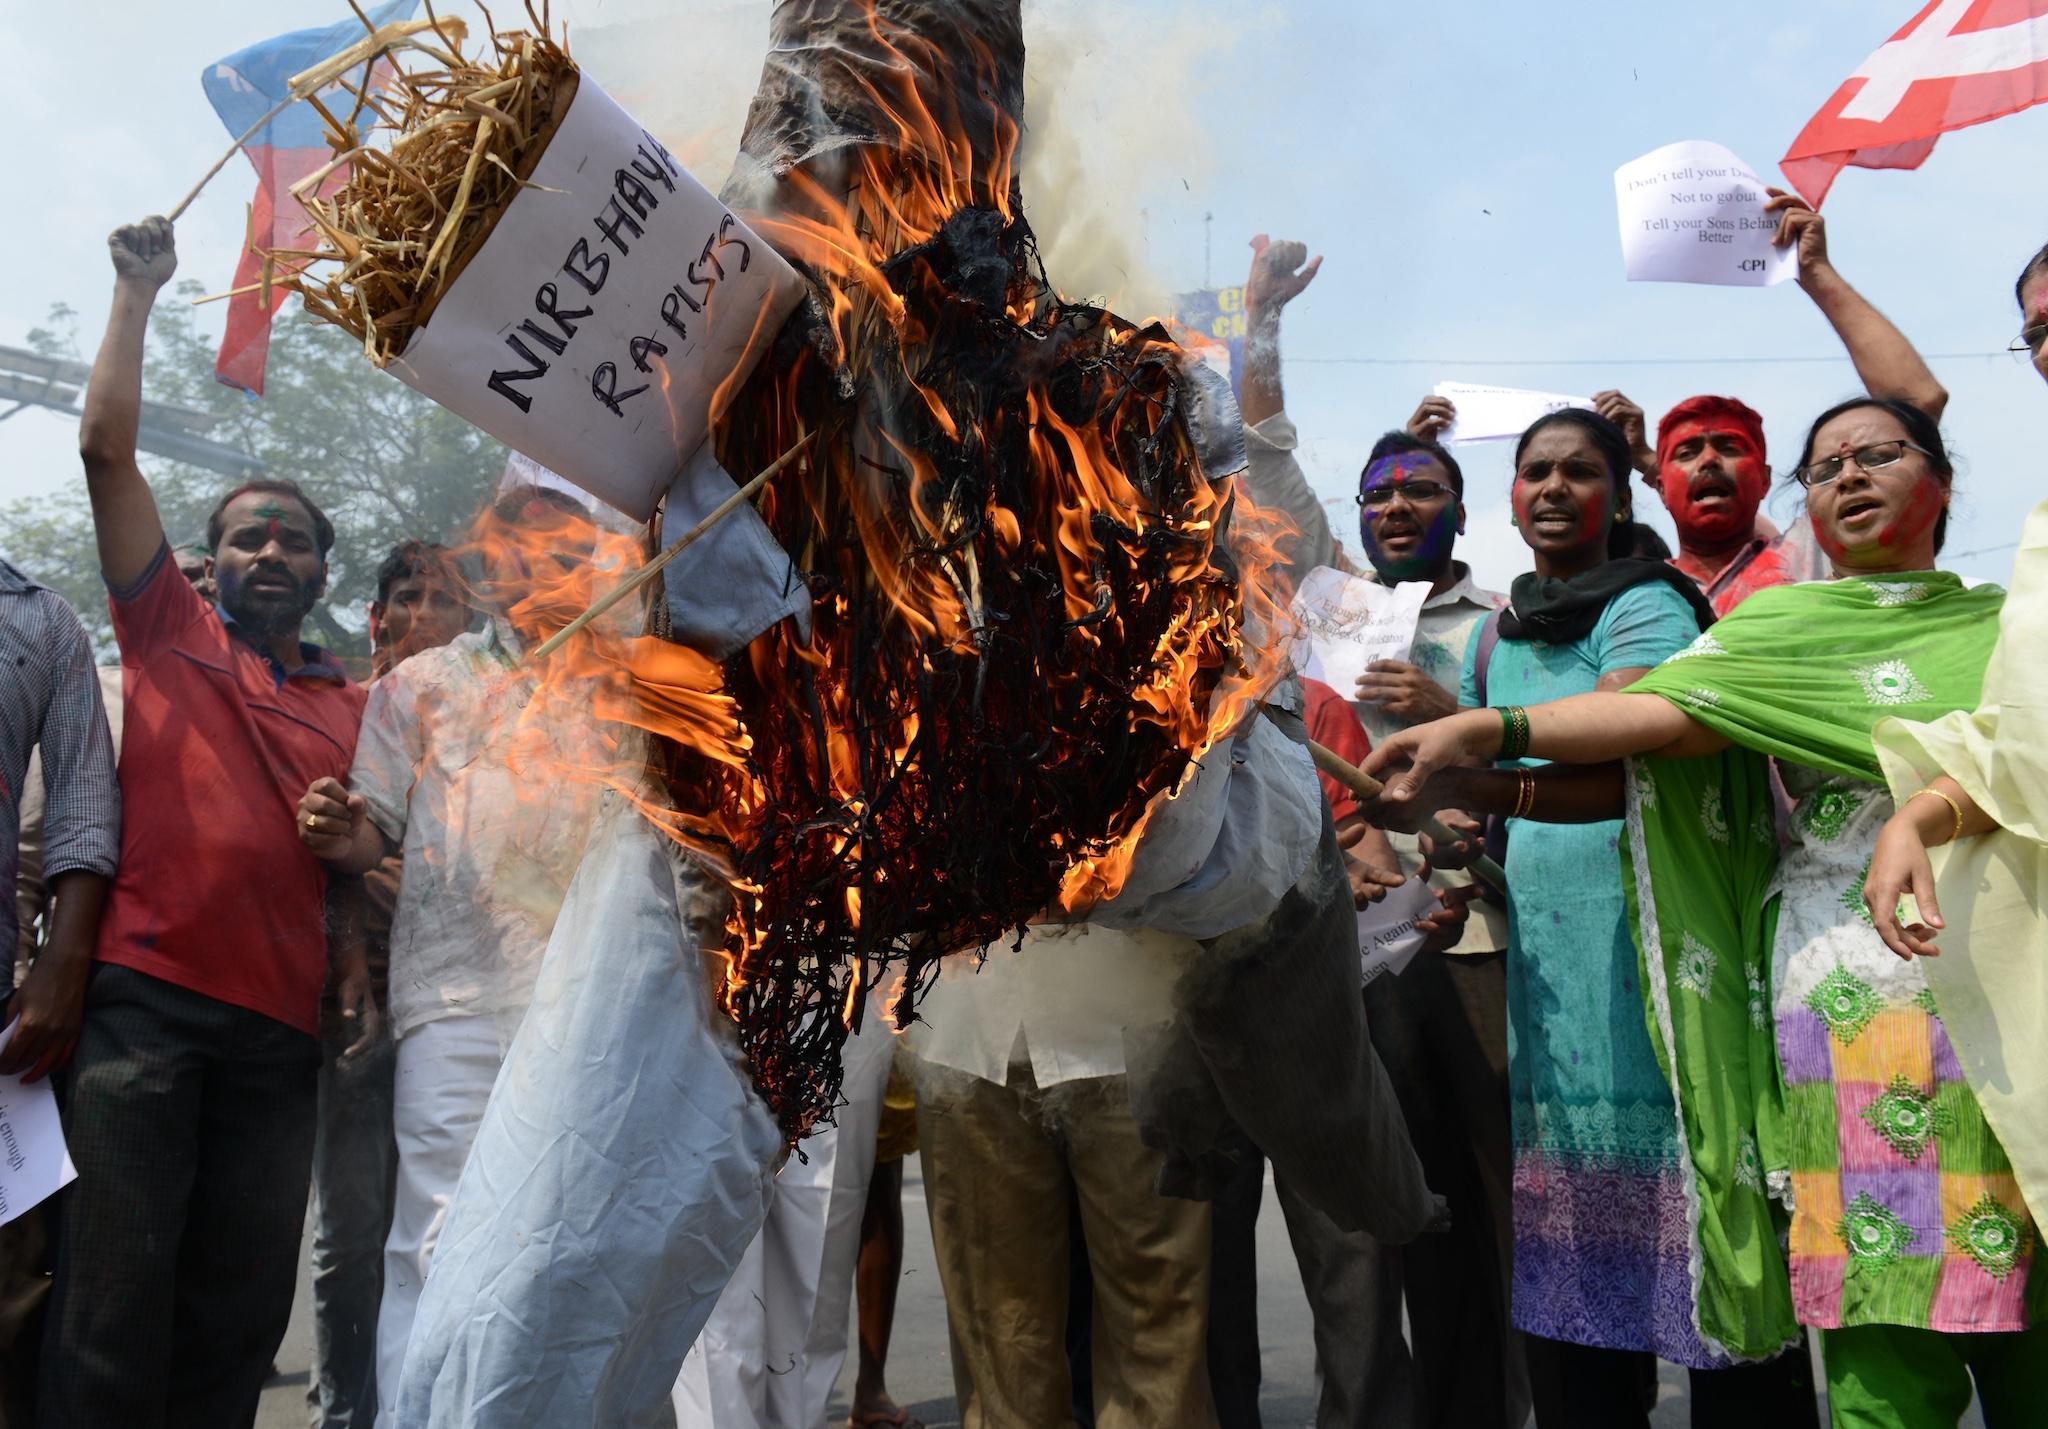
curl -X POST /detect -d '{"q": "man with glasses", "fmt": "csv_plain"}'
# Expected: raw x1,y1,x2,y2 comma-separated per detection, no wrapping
1237,234,1517,1429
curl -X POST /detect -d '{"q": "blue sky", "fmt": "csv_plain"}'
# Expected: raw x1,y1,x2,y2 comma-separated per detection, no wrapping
2,0,2043,592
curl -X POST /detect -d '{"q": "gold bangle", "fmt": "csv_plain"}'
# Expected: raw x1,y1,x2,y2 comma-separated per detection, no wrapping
1512,768,1536,820
1908,786,1964,845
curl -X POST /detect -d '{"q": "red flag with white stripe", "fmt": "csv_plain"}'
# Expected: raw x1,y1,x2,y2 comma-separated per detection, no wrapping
1781,0,2048,206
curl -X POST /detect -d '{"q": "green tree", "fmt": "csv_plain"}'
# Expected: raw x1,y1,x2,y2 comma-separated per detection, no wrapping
0,283,504,659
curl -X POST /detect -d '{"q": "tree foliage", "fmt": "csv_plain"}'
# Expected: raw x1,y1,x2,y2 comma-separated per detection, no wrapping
0,284,505,657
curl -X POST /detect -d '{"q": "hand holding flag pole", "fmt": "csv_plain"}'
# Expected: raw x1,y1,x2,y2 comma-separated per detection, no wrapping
1304,737,1508,889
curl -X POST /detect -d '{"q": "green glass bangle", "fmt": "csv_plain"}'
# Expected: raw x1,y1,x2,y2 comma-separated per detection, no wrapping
1497,704,1531,761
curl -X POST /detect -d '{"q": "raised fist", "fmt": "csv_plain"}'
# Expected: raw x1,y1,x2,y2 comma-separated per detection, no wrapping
1245,233,1322,314
109,216,177,291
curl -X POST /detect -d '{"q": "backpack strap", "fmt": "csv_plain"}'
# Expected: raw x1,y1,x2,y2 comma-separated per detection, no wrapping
1472,606,1504,708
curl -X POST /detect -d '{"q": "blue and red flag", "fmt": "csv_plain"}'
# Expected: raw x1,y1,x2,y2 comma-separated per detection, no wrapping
201,1,417,395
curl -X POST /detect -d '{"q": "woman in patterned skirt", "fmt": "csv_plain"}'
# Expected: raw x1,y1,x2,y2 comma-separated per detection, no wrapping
1363,394,2044,1428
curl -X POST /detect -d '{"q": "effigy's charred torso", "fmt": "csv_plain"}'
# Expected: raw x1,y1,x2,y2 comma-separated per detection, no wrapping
662,0,1269,1139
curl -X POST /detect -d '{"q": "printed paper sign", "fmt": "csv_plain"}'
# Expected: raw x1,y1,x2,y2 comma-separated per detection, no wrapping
1614,141,1798,288
0,1021,78,1226
1290,566,1429,696
392,76,806,520
1357,876,1440,985
1432,381,1595,445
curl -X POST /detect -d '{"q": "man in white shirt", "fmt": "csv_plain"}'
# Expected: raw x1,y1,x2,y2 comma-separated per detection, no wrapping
907,924,1218,1427
295,487,606,1427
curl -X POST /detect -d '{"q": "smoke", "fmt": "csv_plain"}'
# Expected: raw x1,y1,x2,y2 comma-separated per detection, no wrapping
1017,0,1241,318
559,0,1250,317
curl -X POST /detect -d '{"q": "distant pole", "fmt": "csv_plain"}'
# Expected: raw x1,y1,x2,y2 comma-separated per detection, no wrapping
1203,211,1213,288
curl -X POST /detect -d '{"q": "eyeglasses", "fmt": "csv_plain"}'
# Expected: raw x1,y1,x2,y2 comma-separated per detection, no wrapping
1791,439,1932,489
2010,323,2048,359
1356,479,1455,510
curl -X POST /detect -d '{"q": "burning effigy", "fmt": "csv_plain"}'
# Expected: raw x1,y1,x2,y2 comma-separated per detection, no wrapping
271,2,1437,1420
282,0,1286,1144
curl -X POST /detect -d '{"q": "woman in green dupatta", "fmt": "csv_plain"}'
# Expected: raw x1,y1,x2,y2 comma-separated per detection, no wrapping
1362,396,2045,1428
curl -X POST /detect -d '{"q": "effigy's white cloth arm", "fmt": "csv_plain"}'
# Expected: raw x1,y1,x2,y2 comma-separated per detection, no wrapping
1875,499,2048,1224
395,794,785,1427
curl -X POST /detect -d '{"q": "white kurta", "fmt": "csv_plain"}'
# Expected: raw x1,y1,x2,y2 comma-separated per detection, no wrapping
671,1009,896,1429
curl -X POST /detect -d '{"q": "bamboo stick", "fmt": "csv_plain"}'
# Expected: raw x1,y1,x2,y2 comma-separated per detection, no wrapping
527,432,816,663
1305,737,1507,889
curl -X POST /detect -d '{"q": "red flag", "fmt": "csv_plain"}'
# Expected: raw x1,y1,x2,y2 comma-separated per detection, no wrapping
1781,0,2048,206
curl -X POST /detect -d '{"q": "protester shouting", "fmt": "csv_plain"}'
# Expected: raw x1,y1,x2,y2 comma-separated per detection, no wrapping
1369,405,1819,1424
40,216,371,1429
1367,397,2043,1427
1237,232,1519,1428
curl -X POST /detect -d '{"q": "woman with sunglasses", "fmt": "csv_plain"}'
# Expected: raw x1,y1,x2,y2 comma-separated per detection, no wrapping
1362,392,2043,1427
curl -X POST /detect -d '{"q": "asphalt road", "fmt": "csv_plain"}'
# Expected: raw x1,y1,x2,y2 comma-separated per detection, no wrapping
256,1158,1977,1428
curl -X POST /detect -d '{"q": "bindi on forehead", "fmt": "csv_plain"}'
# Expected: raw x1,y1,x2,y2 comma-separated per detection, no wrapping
1362,452,1440,490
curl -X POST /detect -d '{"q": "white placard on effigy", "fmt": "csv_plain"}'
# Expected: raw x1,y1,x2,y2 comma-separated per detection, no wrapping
0,1021,78,1226
1432,381,1595,445
1357,876,1440,986
1614,141,1798,288
391,76,807,521
1290,566,1429,696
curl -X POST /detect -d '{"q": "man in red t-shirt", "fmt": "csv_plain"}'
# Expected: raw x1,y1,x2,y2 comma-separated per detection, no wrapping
39,216,370,1429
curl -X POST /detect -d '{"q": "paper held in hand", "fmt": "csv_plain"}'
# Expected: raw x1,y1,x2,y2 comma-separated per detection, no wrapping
1432,381,1594,445
0,1021,78,1227
1290,567,1429,696
1614,140,1797,288
389,76,806,520
1358,876,1440,986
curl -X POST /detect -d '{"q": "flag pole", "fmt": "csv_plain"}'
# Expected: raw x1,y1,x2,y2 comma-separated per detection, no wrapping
526,432,816,664
1304,737,1508,889
168,95,299,222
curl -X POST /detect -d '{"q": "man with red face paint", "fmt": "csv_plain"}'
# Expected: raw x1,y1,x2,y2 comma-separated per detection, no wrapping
1239,233,1522,1429
1645,192,1945,617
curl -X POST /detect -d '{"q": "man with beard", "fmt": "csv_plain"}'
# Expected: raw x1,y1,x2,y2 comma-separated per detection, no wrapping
1235,235,1517,1429
39,215,371,1429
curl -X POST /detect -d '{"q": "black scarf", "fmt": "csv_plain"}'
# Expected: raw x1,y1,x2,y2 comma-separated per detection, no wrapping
1499,557,1719,643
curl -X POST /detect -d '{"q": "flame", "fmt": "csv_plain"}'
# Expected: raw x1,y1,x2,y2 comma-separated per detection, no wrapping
485,1,1298,1140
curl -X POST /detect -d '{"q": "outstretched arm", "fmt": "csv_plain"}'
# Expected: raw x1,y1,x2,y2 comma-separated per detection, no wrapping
1767,190,1948,421
1362,691,1723,806
81,217,177,590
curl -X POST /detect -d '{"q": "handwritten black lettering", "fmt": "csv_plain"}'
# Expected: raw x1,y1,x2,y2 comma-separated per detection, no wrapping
716,213,752,272
693,233,727,283
533,282,592,341
561,239,609,296
629,146,677,195
638,131,682,178
591,361,649,416
614,167,660,223
593,196,644,255
487,332,551,413
630,332,669,374
516,318,569,357
660,289,692,341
